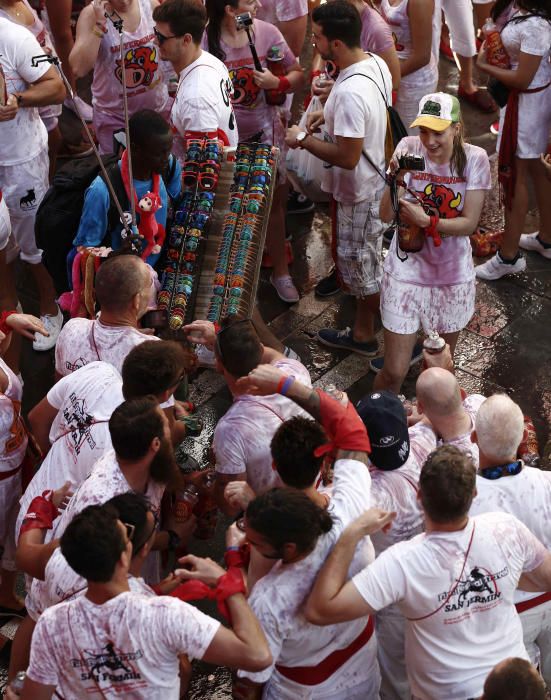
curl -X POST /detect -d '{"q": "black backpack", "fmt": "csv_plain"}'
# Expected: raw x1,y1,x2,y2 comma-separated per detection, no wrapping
36,155,178,294
35,155,128,294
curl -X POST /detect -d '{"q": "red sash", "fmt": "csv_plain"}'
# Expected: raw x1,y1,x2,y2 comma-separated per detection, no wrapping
275,616,374,686
515,591,551,614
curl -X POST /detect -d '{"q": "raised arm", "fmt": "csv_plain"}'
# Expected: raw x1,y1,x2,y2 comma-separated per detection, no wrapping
305,508,395,624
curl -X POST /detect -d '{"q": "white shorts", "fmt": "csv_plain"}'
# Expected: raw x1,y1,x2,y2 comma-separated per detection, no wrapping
380,273,476,335
0,149,49,265
396,79,439,137
0,470,22,572
441,0,477,57
0,195,10,252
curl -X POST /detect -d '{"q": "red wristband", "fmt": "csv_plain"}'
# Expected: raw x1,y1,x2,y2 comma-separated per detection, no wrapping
278,76,291,93
276,376,286,394
425,214,442,247
20,491,60,535
170,566,246,621
0,310,16,335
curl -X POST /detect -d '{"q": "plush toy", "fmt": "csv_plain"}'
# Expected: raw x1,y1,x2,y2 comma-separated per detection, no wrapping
137,191,164,260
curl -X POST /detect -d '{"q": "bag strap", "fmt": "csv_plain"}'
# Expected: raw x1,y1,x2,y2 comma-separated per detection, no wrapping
339,68,390,182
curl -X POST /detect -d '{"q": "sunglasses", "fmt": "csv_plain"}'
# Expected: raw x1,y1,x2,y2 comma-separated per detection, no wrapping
154,27,181,45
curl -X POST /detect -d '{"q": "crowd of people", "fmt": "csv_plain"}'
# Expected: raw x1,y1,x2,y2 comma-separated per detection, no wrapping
0,0,551,697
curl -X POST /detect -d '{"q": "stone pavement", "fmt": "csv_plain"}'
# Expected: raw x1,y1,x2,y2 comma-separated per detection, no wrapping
2,54,549,697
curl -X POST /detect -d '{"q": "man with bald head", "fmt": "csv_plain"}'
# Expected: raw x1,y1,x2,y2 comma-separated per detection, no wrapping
55,253,156,379
470,394,551,686
415,367,485,465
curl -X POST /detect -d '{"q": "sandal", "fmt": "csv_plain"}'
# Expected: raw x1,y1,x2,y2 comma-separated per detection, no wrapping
457,86,497,113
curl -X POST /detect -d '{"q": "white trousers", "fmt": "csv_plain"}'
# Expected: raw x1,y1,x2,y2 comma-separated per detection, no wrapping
376,604,410,700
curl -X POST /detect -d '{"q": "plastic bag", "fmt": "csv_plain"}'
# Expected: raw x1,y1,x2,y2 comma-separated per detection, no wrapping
286,96,330,203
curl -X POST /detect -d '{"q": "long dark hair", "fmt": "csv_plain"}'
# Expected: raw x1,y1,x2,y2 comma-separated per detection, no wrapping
205,0,239,63
492,0,551,23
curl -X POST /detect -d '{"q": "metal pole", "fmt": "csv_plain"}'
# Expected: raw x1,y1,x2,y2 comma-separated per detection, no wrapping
105,8,137,229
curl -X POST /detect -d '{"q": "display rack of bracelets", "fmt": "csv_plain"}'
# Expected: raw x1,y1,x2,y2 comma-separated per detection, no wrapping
156,139,278,332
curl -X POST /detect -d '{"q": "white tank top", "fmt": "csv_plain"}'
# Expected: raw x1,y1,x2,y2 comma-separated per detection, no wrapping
380,0,438,87
91,0,169,117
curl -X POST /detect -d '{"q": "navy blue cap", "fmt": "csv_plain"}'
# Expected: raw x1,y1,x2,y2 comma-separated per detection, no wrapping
356,391,410,470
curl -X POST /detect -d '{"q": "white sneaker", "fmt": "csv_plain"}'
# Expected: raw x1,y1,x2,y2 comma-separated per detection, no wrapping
33,305,63,351
64,95,93,123
519,231,551,259
475,252,526,281
270,275,300,303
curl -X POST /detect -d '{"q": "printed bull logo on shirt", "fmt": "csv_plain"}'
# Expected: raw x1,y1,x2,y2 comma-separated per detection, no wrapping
229,66,260,109
417,183,462,219
72,642,144,686
62,393,97,457
438,565,509,613
115,45,158,89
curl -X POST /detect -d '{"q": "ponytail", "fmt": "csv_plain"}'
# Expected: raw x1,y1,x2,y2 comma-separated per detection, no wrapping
450,121,467,179
205,0,238,63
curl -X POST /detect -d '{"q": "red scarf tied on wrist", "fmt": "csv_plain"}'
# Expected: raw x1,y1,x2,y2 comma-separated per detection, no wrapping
314,390,371,457
20,490,60,534
169,567,246,621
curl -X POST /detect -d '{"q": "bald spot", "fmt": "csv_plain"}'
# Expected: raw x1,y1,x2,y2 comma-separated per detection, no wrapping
95,256,149,312
416,368,463,417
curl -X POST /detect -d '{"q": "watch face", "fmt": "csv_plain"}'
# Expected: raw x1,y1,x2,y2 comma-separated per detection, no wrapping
297,132,306,142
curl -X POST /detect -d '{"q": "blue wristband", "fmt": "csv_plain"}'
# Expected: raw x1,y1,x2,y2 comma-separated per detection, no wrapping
280,376,295,396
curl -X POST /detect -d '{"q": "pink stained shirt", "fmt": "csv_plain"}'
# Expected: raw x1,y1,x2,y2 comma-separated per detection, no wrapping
91,0,170,120
361,3,395,55
384,137,491,287
202,19,295,143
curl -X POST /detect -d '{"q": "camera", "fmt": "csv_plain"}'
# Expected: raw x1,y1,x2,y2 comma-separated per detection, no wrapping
398,154,425,171
235,12,254,29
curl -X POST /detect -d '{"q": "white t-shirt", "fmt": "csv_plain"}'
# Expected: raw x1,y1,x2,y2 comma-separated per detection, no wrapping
370,422,437,555
0,357,27,474
385,137,492,286
322,55,392,204
213,358,312,495
0,18,49,165
352,512,546,700
51,449,165,543
502,12,551,90
27,591,220,699
470,466,551,605
16,362,123,542
439,394,485,467
55,318,159,377
27,546,155,621
239,458,379,699
170,49,238,162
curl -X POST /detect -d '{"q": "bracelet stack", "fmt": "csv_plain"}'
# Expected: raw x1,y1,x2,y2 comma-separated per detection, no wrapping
157,138,223,329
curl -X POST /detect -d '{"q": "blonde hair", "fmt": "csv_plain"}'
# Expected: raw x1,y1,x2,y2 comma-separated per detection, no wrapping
450,120,467,179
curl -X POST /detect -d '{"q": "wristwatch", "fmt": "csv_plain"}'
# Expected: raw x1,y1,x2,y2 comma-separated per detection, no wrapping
15,93,24,106
166,529,181,552
296,131,309,148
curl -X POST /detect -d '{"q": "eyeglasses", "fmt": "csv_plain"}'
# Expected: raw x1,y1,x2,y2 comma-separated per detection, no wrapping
215,318,254,367
154,27,180,45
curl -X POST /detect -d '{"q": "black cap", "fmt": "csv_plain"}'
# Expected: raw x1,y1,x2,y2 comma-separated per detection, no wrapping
356,391,410,470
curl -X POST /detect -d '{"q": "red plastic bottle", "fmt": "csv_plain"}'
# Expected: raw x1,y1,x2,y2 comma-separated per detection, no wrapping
482,18,510,68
